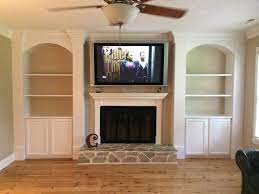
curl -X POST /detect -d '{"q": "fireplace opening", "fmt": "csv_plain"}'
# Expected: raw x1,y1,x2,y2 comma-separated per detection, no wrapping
100,106,156,143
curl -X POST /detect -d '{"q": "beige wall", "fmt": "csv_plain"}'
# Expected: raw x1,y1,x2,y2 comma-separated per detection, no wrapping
0,35,13,160
244,36,259,148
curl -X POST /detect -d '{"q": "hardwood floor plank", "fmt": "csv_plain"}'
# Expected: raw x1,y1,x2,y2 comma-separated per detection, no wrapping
0,159,241,194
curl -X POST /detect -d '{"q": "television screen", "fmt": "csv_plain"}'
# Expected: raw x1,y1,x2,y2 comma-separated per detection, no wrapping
94,43,164,85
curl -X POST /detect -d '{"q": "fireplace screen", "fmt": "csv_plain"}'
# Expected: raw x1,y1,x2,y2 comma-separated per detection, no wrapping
100,106,156,143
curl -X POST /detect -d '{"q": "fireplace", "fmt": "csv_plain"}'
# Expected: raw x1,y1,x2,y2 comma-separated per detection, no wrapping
100,106,156,143
90,93,168,144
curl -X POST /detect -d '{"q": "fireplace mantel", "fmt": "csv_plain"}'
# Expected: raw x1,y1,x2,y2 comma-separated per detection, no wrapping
89,93,168,100
89,93,168,144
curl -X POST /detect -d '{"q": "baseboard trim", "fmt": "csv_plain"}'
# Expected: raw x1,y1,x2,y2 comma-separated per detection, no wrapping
73,145,83,160
175,145,185,159
0,153,15,171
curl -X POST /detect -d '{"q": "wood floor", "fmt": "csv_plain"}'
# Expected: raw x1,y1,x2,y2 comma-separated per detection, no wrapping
0,159,241,194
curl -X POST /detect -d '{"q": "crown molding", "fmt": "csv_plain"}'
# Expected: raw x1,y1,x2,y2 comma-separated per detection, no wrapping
66,30,88,43
173,31,238,40
23,30,68,36
246,24,259,40
66,30,88,36
88,32,171,42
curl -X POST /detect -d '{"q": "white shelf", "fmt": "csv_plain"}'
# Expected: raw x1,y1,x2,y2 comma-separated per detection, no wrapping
185,94,232,97
186,74,232,77
24,116,72,119
24,95,73,97
24,73,72,77
23,44,73,123
185,114,232,119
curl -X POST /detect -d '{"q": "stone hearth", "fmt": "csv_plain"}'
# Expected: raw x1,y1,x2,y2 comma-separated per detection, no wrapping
79,144,177,164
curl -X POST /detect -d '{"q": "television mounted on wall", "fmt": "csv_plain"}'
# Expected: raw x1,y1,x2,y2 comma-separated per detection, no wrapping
94,43,166,85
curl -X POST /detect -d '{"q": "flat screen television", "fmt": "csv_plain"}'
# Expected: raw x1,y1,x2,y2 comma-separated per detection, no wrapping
94,43,165,85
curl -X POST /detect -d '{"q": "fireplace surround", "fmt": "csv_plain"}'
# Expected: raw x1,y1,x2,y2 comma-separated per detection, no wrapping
89,93,168,144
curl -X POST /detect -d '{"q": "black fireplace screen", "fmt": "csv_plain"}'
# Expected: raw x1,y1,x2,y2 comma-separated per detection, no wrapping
100,106,156,143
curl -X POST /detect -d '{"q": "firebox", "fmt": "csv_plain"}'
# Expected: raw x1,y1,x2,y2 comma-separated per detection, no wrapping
100,106,156,143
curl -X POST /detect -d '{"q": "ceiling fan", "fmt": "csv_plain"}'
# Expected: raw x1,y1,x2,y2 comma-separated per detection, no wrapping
48,0,187,26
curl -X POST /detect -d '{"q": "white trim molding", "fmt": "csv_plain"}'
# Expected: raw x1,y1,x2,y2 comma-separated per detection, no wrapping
246,25,259,40
89,93,168,145
175,145,185,159
69,31,88,160
12,31,26,160
23,30,73,52
173,31,245,159
0,154,15,171
89,92,168,100
252,47,259,145
12,30,88,160
88,32,171,42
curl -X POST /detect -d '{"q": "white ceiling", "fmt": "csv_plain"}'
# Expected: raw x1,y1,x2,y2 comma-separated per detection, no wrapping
0,0,259,33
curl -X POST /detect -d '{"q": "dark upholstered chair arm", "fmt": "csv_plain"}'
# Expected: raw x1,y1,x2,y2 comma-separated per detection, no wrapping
236,149,259,194
235,150,255,176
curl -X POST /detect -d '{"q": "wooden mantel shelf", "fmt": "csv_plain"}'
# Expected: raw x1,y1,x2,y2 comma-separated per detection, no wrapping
89,93,168,100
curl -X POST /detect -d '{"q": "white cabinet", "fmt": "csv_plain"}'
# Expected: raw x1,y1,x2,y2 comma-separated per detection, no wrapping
186,119,208,156
26,119,49,156
209,119,231,155
26,118,72,158
50,119,72,156
185,118,231,157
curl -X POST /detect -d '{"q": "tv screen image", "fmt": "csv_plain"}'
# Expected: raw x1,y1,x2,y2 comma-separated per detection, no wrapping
94,43,164,85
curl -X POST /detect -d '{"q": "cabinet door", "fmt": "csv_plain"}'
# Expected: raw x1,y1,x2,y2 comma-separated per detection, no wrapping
186,119,208,156
209,119,231,155
50,119,72,156
26,119,49,156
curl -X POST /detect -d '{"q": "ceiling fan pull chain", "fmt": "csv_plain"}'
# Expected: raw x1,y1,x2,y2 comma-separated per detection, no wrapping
119,23,123,45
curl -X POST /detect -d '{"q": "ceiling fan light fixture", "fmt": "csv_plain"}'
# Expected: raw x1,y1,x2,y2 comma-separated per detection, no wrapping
101,3,140,26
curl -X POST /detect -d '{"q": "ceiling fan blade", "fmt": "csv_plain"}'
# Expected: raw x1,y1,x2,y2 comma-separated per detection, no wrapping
48,5,103,12
137,4,187,19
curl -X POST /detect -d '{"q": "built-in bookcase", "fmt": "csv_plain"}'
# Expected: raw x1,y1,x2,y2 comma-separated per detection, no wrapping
185,45,233,118
23,43,73,118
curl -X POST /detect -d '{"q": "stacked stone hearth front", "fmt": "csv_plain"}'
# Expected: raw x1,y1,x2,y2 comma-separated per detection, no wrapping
79,144,177,164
